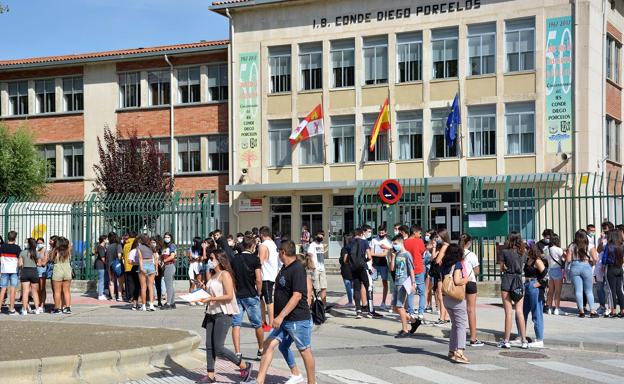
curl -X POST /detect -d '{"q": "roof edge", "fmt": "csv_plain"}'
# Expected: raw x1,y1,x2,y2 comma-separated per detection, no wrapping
209,0,289,14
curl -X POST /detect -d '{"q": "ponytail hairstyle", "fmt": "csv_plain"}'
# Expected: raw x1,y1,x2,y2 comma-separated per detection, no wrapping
458,233,472,250
26,237,37,263
505,231,526,255
573,229,589,261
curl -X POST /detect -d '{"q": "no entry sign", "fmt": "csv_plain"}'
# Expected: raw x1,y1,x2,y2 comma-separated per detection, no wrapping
379,179,403,205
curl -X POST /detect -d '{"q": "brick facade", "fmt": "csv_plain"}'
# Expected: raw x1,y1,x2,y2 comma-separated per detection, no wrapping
606,81,622,121
174,174,228,203
116,103,228,138
116,52,227,72
608,21,623,43
0,66,82,81
44,181,85,197
1,114,84,143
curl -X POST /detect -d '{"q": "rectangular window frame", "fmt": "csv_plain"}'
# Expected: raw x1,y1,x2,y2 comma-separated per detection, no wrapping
505,18,535,73
467,23,496,76
505,102,535,155
177,136,201,173
299,43,323,91
35,78,56,114
207,134,229,172
605,116,622,163
397,111,423,160
431,29,459,80
62,143,84,178
269,120,293,167
8,80,29,116
63,76,84,112
363,113,389,162
331,116,355,164
468,106,497,157
396,32,423,83
148,70,171,106
363,36,388,85
207,63,228,102
177,66,201,104
39,144,57,179
269,46,292,94
431,109,458,158
331,40,355,88
118,72,141,109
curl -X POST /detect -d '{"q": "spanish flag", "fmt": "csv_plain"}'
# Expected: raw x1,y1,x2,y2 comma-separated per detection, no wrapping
369,98,390,152
289,104,324,145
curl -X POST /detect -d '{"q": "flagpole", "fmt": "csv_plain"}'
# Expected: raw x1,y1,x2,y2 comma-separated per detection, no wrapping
387,88,393,162
322,101,327,166
458,85,463,159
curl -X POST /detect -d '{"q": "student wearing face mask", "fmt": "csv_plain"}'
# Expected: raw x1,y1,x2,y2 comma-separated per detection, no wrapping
19,238,42,315
431,229,451,324
94,235,108,301
423,231,435,313
370,226,392,311
307,231,327,306
390,236,420,338
35,237,48,312
160,232,177,310
393,224,401,237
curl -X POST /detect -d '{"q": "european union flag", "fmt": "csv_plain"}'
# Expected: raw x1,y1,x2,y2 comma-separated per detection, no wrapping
445,93,461,148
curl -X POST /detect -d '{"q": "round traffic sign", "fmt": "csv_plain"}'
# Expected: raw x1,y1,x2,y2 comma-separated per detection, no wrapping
379,179,403,205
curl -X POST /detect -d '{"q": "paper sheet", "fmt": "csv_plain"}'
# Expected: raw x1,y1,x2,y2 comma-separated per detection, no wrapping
468,213,487,228
402,278,413,294
179,289,210,303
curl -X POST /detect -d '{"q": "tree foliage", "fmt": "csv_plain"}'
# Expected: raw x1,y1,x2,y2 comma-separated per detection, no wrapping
0,124,47,199
0,2,8,13
94,125,172,194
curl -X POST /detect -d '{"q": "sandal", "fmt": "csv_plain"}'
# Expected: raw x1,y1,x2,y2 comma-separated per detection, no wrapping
451,351,470,364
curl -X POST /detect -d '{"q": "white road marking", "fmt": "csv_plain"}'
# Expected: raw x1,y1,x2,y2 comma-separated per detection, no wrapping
597,359,624,369
529,361,623,384
392,366,481,384
320,369,392,384
462,364,506,371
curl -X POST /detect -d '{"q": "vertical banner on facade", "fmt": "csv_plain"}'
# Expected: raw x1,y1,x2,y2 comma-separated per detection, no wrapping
545,16,573,154
238,52,260,169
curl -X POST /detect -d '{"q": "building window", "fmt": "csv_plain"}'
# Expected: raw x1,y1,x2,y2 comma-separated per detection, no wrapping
606,35,621,83
269,120,292,167
63,143,84,178
147,70,170,106
506,102,535,155
364,113,388,162
35,79,55,114
363,36,388,85
208,63,228,101
39,144,56,179
508,188,535,241
397,32,423,83
432,28,458,79
468,105,496,157
605,116,621,163
154,139,171,173
470,189,497,210
432,108,458,158
300,135,324,165
207,134,228,172
271,196,292,238
177,67,200,104
300,195,323,237
63,77,83,111
177,137,201,173
468,23,496,76
8,81,28,116
397,111,423,160
299,43,322,91
269,46,291,93
119,72,140,108
506,18,535,72
331,39,355,88
331,116,355,164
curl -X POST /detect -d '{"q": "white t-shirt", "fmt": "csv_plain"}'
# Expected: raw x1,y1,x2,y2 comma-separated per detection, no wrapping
261,239,280,282
128,249,138,264
369,236,392,260
308,241,325,272
548,246,564,269
463,250,479,283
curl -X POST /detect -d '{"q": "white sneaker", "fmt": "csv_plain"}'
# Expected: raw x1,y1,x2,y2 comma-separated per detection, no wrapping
547,308,553,315
190,301,196,306
510,337,523,347
20,309,28,316
98,295,107,301
497,340,511,349
149,303,155,311
140,304,147,311
529,340,544,348
35,307,43,315
285,374,305,384
553,308,560,316
521,341,529,349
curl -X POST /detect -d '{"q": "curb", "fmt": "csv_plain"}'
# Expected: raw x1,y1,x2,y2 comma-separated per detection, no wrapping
0,330,202,384
328,307,624,354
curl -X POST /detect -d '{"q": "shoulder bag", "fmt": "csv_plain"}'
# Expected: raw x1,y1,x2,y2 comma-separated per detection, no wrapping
442,265,466,301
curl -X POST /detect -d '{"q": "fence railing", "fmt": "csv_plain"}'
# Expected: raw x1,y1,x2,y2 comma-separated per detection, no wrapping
0,191,216,280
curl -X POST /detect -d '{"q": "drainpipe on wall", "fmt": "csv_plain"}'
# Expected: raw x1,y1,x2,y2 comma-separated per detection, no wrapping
572,0,579,175
226,7,240,232
164,54,175,192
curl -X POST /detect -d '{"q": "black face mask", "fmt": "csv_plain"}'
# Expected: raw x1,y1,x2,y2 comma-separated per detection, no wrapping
316,237,323,243
379,234,386,239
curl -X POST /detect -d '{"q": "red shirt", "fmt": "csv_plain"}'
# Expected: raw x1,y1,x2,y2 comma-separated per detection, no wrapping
403,237,425,275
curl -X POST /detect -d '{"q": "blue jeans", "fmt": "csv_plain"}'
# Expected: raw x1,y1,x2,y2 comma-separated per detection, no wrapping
523,280,544,341
406,272,426,315
97,269,106,296
570,261,594,311
596,279,606,307
343,279,353,304
232,296,262,328
271,318,313,368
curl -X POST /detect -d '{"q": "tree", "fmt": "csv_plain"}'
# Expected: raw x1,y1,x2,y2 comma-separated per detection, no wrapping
0,124,47,199
0,2,8,14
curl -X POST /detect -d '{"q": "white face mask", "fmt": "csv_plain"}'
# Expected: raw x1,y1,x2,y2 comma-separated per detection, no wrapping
237,237,243,243
36,244,45,250
164,237,171,244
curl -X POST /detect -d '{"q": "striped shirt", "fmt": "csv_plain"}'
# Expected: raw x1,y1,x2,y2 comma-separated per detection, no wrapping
0,244,21,274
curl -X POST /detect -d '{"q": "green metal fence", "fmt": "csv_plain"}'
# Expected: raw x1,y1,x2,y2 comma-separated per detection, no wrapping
0,191,216,280
354,173,624,281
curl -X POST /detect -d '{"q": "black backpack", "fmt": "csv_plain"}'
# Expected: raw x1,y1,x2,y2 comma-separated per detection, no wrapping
348,239,367,270
311,290,326,325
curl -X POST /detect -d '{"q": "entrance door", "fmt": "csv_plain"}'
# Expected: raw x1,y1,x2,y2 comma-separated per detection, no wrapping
429,204,461,241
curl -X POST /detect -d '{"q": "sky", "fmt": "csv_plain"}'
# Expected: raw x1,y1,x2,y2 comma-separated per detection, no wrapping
0,0,229,60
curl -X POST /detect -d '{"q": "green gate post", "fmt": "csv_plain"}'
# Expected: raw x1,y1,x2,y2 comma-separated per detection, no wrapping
85,194,96,280
3,196,16,238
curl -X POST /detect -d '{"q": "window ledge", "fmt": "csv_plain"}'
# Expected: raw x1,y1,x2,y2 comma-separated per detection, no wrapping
267,166,293,170
298,164,324,168
329,87,356,91
466,73,496,80
361,83,389,89
467,155,497,160
175,171,228,177
504,70,536,76
329,162,356,167
606,159,622,167
504,154,536,158
0,110,83,120
395,159,424,163
298,89,323,95
116,101,226,113
395,80,424,86
268,92,292,97
606,77,622,90
430,78,459,84
361,161,390,165
53,177,85,182
429,157,459,162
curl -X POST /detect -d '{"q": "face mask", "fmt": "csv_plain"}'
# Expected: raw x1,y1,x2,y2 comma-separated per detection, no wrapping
164,238,171,244
543,238,550,244
379,234,386,239
394,230,399,236
425,235,430,242
228,240,235,247
316,237,323,243
37,244,45,250
393,244,402,252
436,239,443,245
366,232,372,239
237,237,243,243
588,232,595,238
206,259,216,271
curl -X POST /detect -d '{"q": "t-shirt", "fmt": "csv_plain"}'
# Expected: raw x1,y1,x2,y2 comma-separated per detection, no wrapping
95,245,106,270
123,238,136,272
19,249,37,269
261,239,280,282
404,237,426,275
393,251,414,286
231,251,261,299
138,244,154,260
161,244,177,264
0,243,21,274
307,241,325,272
274,260,310,322
442,261,465,278
105,243,122,268
548,246,564,269
463,249,479,283
500,249,526,274
370,236,391,267
339,245,353,280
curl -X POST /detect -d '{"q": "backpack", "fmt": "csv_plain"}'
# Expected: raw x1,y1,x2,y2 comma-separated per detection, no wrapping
311,290,326,325
348,239,367,270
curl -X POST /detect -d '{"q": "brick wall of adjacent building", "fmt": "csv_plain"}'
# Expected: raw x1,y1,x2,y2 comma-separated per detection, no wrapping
175,175,228,203
1,114,85,143
606,81,622,121
0,66,83,81
116,52,227,72
44,181,85,197
116,103,228,138
608,21,623,42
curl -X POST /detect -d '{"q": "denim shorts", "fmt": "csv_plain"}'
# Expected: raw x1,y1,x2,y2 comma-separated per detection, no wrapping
269,318,313,351
232,296,262,328
374,265,389,281
392,285,408,307
549,267,563,281
0,273,19,288
142,262,156,275
37,266,47,278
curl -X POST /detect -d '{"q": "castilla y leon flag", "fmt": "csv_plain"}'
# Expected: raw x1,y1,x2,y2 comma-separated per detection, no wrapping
369,98,390,152
289,104,324,145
